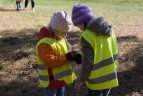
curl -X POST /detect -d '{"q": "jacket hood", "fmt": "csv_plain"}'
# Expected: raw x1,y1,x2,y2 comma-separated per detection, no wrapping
38,27,54,40
87,17,112,36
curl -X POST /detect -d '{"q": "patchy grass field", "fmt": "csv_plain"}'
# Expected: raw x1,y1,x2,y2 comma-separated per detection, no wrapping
0,0,143,96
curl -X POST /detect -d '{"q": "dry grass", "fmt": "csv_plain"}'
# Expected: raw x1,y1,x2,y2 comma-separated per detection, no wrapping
0,2,143,96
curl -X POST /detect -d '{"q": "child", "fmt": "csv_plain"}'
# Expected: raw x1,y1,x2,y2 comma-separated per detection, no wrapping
72,4,119,96
36,11,82,96
16,0,21,11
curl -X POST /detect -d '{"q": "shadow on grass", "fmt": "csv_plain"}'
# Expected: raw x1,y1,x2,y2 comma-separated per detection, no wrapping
117,36,139,43
111,36,143,96
0,30,143,96
0,28,38,62
0,78,42,96
0,28,41,96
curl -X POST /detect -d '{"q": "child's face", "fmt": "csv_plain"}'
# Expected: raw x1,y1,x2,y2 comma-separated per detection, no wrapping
55,31,67,38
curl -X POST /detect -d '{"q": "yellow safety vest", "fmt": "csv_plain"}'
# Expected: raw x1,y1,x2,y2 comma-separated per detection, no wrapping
36,37,76,87
81,29,119,90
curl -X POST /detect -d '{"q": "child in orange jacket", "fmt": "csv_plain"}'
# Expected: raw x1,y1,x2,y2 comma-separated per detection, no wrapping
36,11,82,96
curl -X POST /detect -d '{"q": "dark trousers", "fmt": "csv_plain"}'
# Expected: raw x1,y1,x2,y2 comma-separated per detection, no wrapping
25,0,35,8
88,88,111,96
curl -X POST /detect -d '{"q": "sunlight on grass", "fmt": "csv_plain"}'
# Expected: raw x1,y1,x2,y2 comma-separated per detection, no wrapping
0,0,143,31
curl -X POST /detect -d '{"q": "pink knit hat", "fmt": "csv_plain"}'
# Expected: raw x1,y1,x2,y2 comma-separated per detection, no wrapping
49,11,72,33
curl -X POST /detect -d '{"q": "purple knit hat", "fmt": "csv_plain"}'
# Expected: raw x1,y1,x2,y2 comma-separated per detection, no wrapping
72,4,94,25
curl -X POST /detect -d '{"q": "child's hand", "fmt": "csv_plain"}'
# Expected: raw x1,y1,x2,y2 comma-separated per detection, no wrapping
66,52,75,61
73,52,82,64
66,51,82,64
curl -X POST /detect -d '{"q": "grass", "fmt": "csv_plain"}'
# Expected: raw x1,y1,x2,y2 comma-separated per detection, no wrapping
0,0,143,30
0,63,6,70
0,0,143,96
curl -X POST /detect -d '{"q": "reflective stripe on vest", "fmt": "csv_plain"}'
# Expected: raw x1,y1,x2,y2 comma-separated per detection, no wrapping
39,75,49,81
88,54,118,84
38,64,73,80
38,64,49,81
87,72,117,84
54,69,73,79
38,64,47,70
92,54,118,71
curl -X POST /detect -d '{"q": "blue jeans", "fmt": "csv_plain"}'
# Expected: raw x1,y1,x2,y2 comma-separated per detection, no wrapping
16,1,21,10
88,88,111,96
42,87,65,96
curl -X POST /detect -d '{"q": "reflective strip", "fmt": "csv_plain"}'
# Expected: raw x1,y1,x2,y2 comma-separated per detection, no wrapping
54,69,73,79
39,75,49,81
92,54,118,70
87,72,117,84
38,65,49,81
38,64,47,70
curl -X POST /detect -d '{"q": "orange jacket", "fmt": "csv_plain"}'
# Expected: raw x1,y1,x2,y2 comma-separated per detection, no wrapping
37,27,68,88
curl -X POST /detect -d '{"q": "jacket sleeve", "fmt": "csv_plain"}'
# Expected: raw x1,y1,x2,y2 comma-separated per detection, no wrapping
38,43,67,69
79,37,94,82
